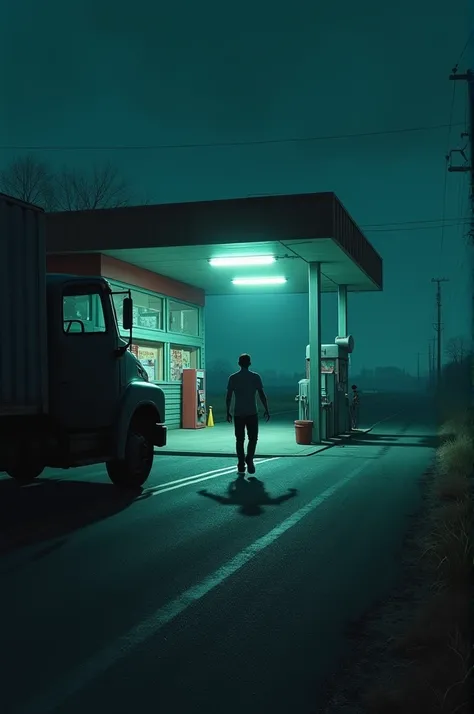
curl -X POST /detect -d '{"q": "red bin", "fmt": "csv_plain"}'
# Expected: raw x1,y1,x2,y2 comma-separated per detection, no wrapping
295,419,314,445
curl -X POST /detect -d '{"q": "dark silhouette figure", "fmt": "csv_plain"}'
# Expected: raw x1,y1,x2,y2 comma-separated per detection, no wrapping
199,477,297,516
226,354,270,476
349,384,360,429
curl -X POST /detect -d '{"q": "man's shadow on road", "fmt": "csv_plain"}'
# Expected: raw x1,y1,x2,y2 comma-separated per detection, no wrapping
198,477,298,516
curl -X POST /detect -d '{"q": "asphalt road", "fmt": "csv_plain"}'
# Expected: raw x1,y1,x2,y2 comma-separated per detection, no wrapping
0,393,436,714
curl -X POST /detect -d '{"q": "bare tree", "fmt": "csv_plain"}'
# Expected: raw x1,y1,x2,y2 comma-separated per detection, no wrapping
445,336,467,363
54,163,129,211
1,156,131,212
0,154,55,209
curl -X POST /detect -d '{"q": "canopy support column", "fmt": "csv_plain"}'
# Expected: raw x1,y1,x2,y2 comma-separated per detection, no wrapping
308,262,322,443
337,285,348,337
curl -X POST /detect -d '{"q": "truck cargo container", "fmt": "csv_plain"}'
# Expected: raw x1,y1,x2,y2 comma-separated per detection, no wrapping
0,193,167,487
0,192,48,417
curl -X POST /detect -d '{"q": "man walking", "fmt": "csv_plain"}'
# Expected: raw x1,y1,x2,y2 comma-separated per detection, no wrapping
226,354,270,475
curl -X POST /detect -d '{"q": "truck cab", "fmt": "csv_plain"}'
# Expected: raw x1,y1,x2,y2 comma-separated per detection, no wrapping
2,273,167,487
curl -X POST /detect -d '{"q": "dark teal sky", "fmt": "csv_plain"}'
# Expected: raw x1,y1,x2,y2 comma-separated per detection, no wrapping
1,0,472,375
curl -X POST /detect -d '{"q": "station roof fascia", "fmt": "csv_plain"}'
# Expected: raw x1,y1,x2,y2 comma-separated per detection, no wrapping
45,192,383,295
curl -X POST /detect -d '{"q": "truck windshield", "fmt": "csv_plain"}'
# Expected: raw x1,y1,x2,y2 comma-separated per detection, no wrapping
109,293,120,331
63,292,106,334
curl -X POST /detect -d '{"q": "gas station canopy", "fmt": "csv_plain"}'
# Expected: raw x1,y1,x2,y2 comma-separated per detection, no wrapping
45,192,383,294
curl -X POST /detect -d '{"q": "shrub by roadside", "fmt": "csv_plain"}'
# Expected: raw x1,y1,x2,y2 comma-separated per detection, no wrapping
363,419,473,714
321,410,473,714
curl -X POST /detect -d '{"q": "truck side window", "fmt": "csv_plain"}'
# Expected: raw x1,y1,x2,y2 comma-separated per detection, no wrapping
63,292,107,334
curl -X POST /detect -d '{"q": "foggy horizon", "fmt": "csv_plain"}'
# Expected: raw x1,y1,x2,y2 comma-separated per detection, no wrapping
1,0,472,377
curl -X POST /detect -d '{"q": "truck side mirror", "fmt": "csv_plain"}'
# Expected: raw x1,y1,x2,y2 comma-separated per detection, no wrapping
123,297,133,331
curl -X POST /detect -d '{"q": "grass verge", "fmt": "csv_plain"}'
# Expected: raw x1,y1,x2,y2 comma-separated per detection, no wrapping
322,408,473,714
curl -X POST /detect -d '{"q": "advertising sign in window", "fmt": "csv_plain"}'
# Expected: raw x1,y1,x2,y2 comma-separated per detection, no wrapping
130,342,164,381
170,345,198,381
137,346,158,382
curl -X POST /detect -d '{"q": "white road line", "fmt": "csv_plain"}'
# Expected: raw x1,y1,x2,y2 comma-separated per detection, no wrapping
23,458,369,714
41,463,241,487
146,458,280,496
33,458,278,490
144,458,279,493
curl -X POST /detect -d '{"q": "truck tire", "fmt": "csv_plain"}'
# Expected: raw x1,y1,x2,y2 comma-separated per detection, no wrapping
106,420,154,488
5,439,45,483
7,460,44,483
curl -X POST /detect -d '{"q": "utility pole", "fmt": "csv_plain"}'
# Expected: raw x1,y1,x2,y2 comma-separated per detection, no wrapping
432,278,450,388
432,336,436,384
449,68,473,402
428,342,432,386
428,339,436,388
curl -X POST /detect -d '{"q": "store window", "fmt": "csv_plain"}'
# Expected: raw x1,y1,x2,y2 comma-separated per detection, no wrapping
130,341,164,381
170,345,199,381
63,292,106,334
169,300,199,336
112,287,163,331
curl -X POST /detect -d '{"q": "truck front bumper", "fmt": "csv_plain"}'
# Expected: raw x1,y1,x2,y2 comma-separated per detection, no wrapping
153,423,167,448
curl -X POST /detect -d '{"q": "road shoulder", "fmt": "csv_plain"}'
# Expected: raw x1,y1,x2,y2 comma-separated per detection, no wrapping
319,466,435,714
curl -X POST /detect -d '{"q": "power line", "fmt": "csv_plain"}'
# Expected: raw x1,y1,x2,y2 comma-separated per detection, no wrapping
0,122,465,152
455,29,474,67
362,216,470,228
365,218,470,233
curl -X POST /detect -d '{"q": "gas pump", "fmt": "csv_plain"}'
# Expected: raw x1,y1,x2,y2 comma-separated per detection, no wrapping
182,368,206,429
299,336,354,437
296,378,310,420
320,354,336,440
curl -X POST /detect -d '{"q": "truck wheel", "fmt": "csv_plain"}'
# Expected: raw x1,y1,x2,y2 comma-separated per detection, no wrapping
5,441,45,483
7,462,44,483
106,422,154,488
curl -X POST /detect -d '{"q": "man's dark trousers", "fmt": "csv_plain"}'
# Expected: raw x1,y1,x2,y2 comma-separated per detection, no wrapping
234,414,259,466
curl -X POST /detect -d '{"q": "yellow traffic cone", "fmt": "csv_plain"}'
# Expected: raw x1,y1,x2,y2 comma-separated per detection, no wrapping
207,406,214,427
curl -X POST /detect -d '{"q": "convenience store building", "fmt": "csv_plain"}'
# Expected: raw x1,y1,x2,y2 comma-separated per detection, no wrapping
45,191,383,442
46,252,205,431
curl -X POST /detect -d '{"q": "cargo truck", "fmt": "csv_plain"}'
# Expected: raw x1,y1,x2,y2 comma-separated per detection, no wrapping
0,193,167,487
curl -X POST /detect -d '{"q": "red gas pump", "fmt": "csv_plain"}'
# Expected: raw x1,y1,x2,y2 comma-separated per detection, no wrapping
182,369,206,429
